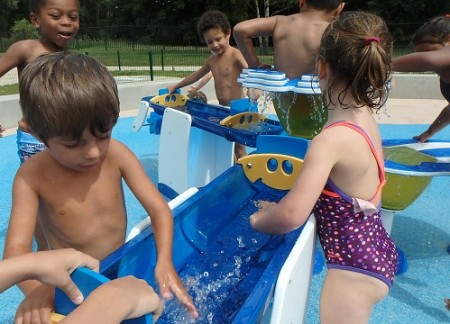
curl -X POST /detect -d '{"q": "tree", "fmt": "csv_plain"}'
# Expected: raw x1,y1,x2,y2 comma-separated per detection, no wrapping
0,0,19,36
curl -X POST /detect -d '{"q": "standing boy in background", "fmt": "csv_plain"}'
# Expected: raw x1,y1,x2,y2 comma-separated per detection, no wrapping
168,10,248,160
0,0,79,159
233,0,345,139
3,52,198,324
233,0,345,79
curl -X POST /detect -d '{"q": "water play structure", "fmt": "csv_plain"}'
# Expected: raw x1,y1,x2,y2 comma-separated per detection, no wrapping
238,69,325,138
380,139,450,236
53,135,318,323
51,70,450,323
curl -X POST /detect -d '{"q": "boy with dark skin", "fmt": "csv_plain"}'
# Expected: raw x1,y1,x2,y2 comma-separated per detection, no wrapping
0,0,80,144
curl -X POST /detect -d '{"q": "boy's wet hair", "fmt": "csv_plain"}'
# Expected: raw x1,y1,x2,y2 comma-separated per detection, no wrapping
318,11,393,111
19,52,119,144
29,0,80,14
307,0,344,11
411,15,450,46
197,10,231,38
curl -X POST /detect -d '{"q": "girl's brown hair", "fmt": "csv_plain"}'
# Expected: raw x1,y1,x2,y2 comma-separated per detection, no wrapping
318,11,393,111
19,52,119,144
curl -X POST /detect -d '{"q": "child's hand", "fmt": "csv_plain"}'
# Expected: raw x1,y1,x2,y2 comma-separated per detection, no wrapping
65,276,164,323
155,260,199,319
254,199,276,210
187,85,199,94
167,86,177,95
31,249,99,305
250,200,276,230
15,284,55,324
105,277,164,322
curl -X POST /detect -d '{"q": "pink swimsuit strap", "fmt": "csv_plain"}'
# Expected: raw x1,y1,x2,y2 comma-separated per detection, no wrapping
322,121,386,204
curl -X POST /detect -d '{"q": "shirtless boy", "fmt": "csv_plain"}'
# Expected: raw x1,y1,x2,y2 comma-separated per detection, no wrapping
168,10,248,159
0,0,80,158
3,52,197,324
233,0,345,138
233,0,345,79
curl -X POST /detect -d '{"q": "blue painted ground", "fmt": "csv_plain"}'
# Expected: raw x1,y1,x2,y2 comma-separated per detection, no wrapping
0,118,449,323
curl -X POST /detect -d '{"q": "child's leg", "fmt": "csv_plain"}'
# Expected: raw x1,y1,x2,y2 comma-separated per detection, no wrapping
320,269,389,324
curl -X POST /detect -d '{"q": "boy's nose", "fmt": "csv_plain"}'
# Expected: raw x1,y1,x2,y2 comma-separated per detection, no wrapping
83,143,100,160
60,16,72,26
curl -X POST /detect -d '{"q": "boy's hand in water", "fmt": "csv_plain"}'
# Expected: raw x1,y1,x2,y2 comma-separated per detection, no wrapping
155,260,199,319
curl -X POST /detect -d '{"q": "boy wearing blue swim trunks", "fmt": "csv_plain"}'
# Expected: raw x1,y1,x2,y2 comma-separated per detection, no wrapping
0,0,80,162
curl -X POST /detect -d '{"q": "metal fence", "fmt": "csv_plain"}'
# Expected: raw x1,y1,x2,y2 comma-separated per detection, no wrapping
0,22,424,86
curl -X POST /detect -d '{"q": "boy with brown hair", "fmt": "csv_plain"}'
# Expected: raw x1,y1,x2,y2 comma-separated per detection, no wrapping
168,10,248,159
3,52,198,324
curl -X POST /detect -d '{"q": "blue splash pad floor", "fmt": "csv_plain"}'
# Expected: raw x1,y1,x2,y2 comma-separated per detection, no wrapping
0,118,449,323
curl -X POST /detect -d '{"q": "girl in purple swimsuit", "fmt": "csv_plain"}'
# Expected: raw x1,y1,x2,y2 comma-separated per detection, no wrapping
393,15,450,142
250,11,398,323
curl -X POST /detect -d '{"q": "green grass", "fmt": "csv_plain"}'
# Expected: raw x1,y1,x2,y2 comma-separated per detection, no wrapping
0,84,19,96
3,39,411,96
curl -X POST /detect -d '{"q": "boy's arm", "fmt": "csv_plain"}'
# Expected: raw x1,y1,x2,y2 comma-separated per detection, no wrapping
188,71,213,93
3,168,57,323
3,169,41,293
61,276,163,324
168,64,211,94
233,17,277,68
0,249,99,304
0,40,28,78
114,141,198,318
393,47,450,73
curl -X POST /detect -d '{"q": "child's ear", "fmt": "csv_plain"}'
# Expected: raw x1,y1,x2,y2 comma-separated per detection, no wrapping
29,13,40,29
444,34,450,46
333,2,346,17
317,59,327,80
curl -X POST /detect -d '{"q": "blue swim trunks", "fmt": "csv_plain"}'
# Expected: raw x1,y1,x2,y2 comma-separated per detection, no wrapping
17,129,46,164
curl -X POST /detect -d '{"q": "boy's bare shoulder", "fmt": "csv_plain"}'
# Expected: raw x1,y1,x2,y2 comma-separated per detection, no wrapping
1,39,54,73
106,139,139,165
7,39,44,56
15,150,55,184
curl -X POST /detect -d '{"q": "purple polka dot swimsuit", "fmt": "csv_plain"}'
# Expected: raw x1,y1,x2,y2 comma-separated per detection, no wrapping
313,122,398,287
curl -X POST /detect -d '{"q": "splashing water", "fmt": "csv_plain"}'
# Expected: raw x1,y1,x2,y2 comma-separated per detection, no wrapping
270,91,326,138
157,189,287,323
